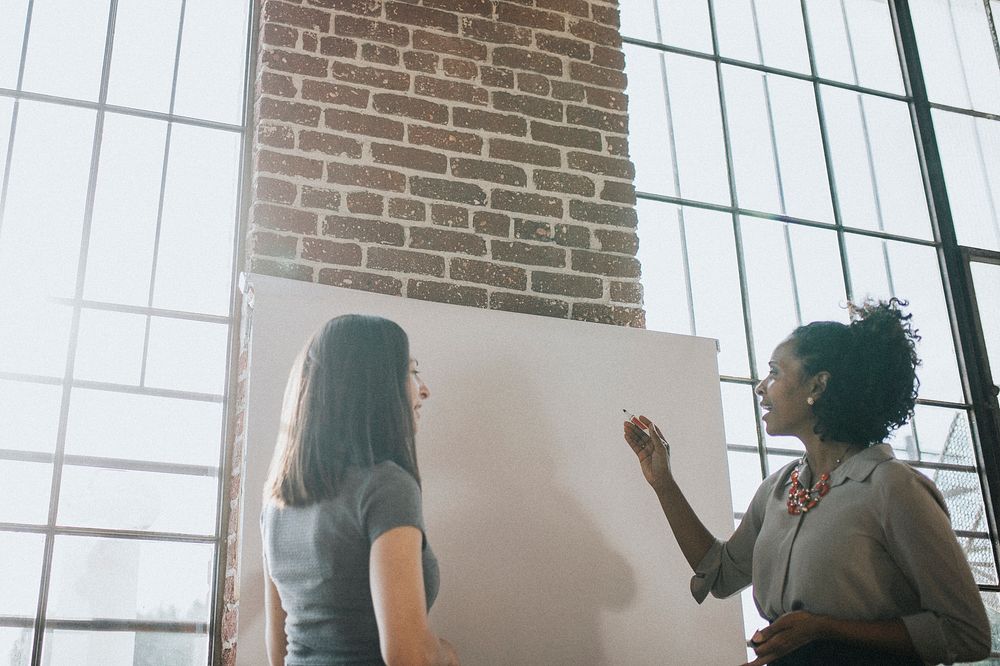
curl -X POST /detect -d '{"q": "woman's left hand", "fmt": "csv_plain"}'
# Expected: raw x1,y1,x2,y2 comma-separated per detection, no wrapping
741,611,827,666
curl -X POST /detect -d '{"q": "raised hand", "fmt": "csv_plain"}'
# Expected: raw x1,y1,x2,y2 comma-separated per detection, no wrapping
623,415,672,491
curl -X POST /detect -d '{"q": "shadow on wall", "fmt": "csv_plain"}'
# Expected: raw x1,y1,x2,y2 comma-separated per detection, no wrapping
422,355,637,665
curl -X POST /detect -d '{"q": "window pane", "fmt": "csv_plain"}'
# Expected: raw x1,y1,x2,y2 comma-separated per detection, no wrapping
822,87,932,240
0,101,95,299
765,78,834,222
620,0,658,42
58,466,218,535
0,98,13,187
658,0,713,53
664,54,732,206
172,0,250,125
916,466,998,585
66,389,223,467
106,0,183,113
982,591,1000,655
806,0,903,94
153,124,239,316
625,47,730,205
933,111,1000,252
0,460,51,524
0,0,30,88
721,382,759,446
635,200,692,335
42,629,209,666
923,467,993,536
723,67,779,214
625,46,675,198
85,114,168,306
715,0,810,73
145,317,229,396
20,0,110,101
742,217,846,374
970,262,1000,383
0,299,73,378
637,201,750,376
742,217,800,367
0,628,32,666
620,0,712,53
845,235,964,402
962,538,1000,587
766,452,801,476
73,309,146,386
910,0,1000,114
722,381,764,513
0,379,62,454
727,449,762,514
896,405,976,467
787,224,849,326
46,536,213,622
724,68,832,220
683,208,750,376
0,531,45,616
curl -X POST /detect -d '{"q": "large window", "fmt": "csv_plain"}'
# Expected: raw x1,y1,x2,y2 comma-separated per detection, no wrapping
622,0,1000,657
0,0,251,663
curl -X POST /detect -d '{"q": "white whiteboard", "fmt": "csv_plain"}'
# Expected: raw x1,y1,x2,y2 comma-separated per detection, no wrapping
236,274,744,665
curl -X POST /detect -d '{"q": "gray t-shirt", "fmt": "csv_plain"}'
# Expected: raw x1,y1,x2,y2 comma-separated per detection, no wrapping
692,444,990,665
262,461,440,665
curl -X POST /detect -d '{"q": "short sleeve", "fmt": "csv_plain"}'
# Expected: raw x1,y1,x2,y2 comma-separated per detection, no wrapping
360,462,425,544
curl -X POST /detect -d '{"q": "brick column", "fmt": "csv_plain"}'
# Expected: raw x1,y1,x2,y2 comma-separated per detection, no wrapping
224,0,642,659
249,0,642,324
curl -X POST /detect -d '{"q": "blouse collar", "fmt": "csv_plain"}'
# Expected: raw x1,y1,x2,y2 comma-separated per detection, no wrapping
783,443,896,488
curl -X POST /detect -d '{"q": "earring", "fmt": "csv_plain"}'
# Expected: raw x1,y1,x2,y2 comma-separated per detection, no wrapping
807,397,815,406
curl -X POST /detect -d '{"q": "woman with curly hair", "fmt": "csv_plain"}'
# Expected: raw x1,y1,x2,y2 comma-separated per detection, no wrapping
262,315,460,666
624,299,990,665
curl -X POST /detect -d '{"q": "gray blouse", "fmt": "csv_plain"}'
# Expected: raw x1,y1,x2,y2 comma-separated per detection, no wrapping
692,444,990,665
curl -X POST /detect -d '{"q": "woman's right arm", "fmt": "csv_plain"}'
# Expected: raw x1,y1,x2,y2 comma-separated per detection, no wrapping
370,526,460,666
624,416,716,569
264,568,288,666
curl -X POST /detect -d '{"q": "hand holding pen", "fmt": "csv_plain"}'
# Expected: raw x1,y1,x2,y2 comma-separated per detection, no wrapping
622,410,673,490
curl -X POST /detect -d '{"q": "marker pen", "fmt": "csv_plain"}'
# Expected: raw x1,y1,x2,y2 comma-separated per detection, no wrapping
622,409,651,434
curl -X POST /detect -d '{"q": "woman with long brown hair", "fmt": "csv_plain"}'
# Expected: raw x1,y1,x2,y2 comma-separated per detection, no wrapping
262,314,459,665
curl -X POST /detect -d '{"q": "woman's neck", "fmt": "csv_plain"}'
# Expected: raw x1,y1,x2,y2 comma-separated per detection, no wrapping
800,433,862,477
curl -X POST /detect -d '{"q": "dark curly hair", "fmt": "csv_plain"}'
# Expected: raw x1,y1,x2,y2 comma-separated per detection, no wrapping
789,298,921,446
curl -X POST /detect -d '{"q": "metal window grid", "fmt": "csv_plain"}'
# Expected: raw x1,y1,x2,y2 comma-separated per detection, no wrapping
0,0,256,663
623,0,1000,609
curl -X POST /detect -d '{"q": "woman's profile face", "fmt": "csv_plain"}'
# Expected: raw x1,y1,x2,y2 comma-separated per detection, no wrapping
406,358,430,432
755,340,815,438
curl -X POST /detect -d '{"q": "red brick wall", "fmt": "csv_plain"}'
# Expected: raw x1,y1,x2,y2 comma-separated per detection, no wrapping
224,0,641,659
248,0,642,324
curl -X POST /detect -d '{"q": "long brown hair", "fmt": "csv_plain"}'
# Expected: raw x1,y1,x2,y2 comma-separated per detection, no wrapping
264,314,419,507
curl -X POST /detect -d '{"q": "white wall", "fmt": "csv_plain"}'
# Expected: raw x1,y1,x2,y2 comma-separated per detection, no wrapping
237,274,744,665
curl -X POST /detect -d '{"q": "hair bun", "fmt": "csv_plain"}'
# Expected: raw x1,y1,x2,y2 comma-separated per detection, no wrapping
791,297,920,445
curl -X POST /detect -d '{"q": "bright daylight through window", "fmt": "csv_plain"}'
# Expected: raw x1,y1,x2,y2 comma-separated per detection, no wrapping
1,0,999,664
621,0,1000,657
0,0,250,663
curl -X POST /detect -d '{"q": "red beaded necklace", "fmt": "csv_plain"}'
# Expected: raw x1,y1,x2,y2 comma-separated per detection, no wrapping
786,444,857,514
786,466,830,515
